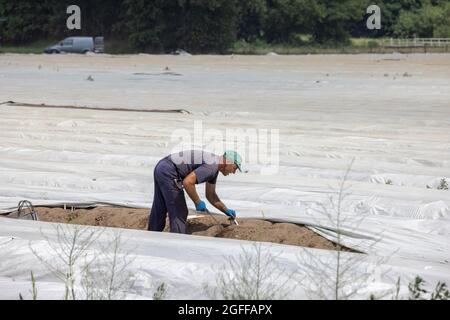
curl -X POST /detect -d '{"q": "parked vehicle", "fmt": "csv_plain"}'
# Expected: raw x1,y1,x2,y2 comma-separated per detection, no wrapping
44,37,104,54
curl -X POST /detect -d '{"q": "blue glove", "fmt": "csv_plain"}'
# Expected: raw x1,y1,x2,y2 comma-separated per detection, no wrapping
195,200,207,212
225,209,236,218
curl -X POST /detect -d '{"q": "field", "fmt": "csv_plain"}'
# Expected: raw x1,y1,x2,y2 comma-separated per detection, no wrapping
17,206,344,251
0,53,449,299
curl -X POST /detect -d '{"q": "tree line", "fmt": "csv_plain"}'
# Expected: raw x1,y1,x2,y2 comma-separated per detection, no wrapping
0,0,449,53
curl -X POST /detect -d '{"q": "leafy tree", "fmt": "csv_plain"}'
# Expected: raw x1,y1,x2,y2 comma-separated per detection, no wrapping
174,0,240,53
394,1,450,37
122,0,239,53
122,0,164,52
377,0,423,36
1,0,449,51
263,0,322,44
0,0,128,44
311,0,367,44
0,0,52,43
236,0,267,42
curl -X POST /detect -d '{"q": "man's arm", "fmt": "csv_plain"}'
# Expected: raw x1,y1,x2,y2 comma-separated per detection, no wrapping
182,171,201,206
205,182,228,213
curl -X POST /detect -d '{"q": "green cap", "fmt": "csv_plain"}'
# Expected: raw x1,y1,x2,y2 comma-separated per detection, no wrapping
224,150,242,172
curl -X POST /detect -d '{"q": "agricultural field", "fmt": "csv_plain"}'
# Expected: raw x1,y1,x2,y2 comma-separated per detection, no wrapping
0,53,449,299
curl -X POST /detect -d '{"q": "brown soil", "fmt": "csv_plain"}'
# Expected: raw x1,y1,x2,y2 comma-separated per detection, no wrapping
28,206,350,251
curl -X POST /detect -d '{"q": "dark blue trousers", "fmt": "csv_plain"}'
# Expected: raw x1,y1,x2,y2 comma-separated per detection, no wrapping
148,159,189,233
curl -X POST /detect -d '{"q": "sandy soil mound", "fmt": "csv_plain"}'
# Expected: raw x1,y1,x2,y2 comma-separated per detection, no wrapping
31,206,348,251
187,215,340,250
36,206,150,230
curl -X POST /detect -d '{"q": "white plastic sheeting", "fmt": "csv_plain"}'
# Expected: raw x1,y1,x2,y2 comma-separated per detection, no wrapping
1,217,449,300
0,54,449,299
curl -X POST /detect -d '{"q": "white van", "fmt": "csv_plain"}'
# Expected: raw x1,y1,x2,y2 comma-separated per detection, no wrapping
44,37,104,54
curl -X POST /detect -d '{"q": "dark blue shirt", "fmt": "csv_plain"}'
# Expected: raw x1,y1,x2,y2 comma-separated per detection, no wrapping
165,150,220,184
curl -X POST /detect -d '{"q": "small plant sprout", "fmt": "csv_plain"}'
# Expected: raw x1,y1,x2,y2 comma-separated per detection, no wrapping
437,178,448,190
27,224,157,300
205,243,293,300
298,159,388,300
408,276,449,300
29,224,103,300
153,283,168,300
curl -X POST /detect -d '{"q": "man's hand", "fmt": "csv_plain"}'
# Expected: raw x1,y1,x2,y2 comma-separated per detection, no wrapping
196,200,207,212
225,208,236,218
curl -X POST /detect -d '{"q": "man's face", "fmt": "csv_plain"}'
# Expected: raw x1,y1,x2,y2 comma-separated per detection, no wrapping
222,162,238,176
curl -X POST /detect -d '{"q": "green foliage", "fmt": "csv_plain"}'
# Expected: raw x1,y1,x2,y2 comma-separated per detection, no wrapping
121,0,163,52
260,0,373,45
426,178,448,190
237,0,267,42
153,282,167,300
437,178,449,190
394,1,450,37
206,243,292,300
311,0,368,45
0,39,55,53
30,271,38,300
431,282,450,300
377,0,422,36
18,271,38,300
408,276,449,300
408,276,428,299
0,0,51,43
175,0,240,53
1,0,449,52
121,0,239,53
0,0,128,44
263,0,321,44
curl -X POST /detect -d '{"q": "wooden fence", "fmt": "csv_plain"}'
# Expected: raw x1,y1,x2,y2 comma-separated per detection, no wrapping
385,38,450,48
